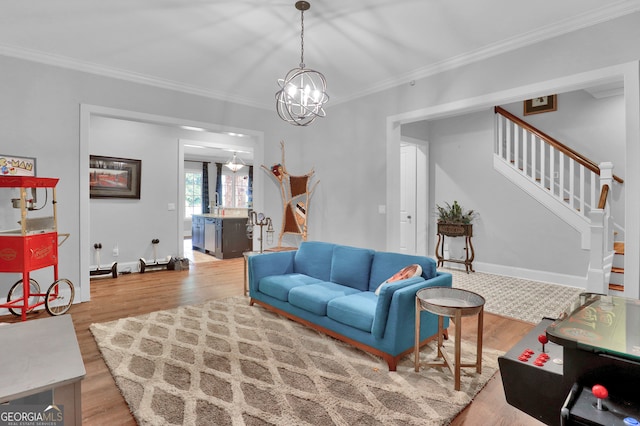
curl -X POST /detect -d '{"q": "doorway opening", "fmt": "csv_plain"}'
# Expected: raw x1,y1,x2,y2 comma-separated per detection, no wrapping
80,104,264,303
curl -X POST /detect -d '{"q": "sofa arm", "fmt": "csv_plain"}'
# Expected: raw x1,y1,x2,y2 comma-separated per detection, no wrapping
248,251,296,293
371,272,452,339
371,276,424,338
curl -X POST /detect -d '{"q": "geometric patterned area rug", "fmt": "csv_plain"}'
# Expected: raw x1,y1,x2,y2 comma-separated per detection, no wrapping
447,268,584,324
90,296,503,426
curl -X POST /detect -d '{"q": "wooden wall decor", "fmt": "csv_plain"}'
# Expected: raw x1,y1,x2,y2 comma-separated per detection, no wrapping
262,141,319,246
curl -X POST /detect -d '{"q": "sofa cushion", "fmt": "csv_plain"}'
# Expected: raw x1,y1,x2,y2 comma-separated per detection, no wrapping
288,282,360,316
258,274,323,302
368,252,437,292
293,241,335,281
327,292,377,333
329,245,374,291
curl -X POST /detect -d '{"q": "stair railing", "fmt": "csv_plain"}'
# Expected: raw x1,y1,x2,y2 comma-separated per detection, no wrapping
495,107,623,184
494,107,623,221
494,106,622,294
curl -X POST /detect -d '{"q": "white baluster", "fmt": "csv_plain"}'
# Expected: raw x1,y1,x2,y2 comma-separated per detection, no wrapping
550,146,556,196
579,164,585,216
522,127,529,178
569,159,575,210
506,120,512,164
540,137,546,190
531,133,537,182
514,123,520,170
591,172,597,213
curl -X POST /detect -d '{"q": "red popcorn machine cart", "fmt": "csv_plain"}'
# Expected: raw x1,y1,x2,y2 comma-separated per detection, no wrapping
0,176,74,321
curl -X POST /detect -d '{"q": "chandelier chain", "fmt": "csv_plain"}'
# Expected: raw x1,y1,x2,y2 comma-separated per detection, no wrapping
300,9,305,67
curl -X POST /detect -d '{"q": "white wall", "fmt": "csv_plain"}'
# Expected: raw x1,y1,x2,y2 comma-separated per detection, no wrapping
90,117,182,268
1,11,639,303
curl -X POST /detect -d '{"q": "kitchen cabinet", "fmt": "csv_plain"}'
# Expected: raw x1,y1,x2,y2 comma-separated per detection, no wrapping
191,215,251,258
215,217,252,259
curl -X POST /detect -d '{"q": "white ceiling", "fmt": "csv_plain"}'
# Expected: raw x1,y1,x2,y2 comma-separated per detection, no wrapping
1,1,638,110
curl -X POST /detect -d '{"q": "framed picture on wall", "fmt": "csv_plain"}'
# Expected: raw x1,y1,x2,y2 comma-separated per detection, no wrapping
524,95,557,115
89,155,141,199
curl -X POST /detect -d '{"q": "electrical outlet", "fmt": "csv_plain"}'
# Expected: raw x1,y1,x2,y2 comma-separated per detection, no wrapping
113,245,119,257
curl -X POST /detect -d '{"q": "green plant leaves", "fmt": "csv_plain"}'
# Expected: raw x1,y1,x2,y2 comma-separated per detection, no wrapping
436,200,476,224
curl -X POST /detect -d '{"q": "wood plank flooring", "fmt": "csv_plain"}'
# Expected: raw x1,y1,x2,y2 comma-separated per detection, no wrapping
1,258,544,425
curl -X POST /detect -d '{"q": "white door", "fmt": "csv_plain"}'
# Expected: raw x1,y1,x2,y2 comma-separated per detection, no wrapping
400,144,417,254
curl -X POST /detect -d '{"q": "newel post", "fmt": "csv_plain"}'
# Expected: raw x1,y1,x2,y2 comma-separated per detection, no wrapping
599,162,614,193
598,162,615,250
587,209,606,294
586,162,615,294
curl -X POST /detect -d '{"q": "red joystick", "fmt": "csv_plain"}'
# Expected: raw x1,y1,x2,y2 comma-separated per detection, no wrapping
592,384,608,411
538,334,548,353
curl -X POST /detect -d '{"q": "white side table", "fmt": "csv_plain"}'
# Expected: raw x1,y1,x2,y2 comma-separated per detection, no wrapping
0,315,85,425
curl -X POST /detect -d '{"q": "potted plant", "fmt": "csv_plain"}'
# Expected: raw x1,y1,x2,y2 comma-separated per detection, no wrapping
436,201,476,237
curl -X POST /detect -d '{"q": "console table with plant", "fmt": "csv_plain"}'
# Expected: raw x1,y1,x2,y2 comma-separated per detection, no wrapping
435,201,476,273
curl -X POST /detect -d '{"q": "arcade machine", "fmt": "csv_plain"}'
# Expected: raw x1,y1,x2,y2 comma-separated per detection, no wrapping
499,293,640,426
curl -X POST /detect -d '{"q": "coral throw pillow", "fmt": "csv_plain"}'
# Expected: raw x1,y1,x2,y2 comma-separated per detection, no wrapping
375,264,423,296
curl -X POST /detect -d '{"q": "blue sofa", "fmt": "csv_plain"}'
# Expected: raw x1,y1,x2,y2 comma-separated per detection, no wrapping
248,241,452,370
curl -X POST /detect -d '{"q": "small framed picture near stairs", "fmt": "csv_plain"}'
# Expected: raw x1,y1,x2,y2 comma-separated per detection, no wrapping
524,95,557,115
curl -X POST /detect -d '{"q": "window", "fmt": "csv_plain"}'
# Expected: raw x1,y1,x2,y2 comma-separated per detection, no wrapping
221,170,249,208
184,169,202,218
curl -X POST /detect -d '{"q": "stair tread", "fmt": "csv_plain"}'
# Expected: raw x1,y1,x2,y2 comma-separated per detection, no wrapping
611,266,624,273
614,241,624,255
609,283,624,292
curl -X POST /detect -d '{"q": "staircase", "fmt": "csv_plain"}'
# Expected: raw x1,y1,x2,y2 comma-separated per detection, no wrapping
609,241,625,292
494,106,624,294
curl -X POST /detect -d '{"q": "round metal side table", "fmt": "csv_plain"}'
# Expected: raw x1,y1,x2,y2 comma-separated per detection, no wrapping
414,286,485,390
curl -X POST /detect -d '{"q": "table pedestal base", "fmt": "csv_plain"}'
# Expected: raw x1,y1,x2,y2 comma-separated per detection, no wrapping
414,299,484,391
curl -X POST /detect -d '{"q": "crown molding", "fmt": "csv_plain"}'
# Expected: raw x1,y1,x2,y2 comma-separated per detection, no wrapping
0,44,268,110
333,0,640,106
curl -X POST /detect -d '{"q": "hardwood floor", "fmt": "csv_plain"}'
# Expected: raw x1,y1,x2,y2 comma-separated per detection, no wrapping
0,259,544,425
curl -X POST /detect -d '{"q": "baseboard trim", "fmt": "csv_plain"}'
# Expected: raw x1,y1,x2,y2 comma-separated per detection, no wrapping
440,260,587,289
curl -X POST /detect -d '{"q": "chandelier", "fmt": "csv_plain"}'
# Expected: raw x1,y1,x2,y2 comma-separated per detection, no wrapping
276,1,329,126
224,152,245,172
